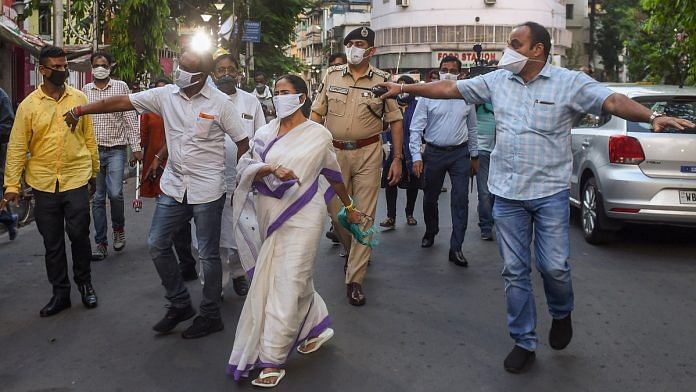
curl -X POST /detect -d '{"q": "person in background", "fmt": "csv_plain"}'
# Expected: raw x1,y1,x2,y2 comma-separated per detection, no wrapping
409,55,479,267
475,102,496,241
83,51,141,261
2,46,99,316
210,51,266,297
253,72,276,123
427,69,440,83
379,75,420,230
328,52,347,67
0,87,18,240
139,77,198,281
65,48,250,339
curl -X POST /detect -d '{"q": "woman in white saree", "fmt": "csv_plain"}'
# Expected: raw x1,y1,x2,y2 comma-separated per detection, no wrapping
227,75,361,388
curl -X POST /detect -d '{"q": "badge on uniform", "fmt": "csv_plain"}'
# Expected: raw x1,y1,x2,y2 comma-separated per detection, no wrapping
242,113,253,120
361,92,371,98
328,86,349,95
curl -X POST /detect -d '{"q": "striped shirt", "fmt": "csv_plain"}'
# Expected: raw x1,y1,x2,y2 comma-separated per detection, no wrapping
83,79,141,151
456,63,613,200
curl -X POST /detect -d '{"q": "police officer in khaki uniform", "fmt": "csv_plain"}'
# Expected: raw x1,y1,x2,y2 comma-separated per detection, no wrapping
311,27,404,306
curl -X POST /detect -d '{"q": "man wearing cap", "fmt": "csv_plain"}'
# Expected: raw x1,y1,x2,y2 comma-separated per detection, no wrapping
311,26,404,307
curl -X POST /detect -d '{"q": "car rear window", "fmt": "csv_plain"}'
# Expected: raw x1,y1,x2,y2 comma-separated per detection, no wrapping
628,96,696,134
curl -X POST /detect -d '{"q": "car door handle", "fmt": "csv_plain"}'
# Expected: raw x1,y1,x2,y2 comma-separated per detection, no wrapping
581,141,591,148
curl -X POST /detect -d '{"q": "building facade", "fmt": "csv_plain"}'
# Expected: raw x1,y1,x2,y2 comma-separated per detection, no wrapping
371,0,572,76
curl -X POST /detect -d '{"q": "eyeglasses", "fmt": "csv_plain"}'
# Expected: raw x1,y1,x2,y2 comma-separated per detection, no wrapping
216,66,238,75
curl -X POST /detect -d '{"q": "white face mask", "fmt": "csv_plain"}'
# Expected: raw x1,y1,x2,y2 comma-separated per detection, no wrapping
439,72,458,81
174,66,202,89
92,67,110,80
498,47,546,74
345,45,368,65
272,93,304,119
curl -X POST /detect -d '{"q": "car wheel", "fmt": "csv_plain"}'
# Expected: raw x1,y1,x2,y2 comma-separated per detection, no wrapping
581,177,612,244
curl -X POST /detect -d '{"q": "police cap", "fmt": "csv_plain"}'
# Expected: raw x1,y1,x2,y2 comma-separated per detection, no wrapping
343,27,375,47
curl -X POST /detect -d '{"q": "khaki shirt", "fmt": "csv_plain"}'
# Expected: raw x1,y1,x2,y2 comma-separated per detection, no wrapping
312,64,403,140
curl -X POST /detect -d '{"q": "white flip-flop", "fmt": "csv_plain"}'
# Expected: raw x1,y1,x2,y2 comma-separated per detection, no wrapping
251,369,286,388
297,328,334,355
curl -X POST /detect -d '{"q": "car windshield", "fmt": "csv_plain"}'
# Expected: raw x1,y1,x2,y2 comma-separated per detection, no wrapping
628,96,696,134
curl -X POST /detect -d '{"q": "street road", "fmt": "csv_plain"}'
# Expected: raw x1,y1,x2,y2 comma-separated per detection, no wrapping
1,179,695,391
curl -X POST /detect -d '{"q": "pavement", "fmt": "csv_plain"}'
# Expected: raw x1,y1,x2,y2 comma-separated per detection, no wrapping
1,179,695,392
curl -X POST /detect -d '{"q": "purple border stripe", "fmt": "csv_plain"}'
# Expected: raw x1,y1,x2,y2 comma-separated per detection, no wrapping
320,168,343,183
227,361,285,381
260,135,283,161
253,179,298,199
266,178,319,238
324,188,336,204
246,266,255,280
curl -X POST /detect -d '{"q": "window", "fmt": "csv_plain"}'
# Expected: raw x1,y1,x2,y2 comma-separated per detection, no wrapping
566,4,574,20
574,113,611,128
39,5,51,36
628,97,696,134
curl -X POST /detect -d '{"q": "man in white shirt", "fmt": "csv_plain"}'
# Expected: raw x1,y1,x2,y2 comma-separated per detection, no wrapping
64,49,249,339
211,52,265,297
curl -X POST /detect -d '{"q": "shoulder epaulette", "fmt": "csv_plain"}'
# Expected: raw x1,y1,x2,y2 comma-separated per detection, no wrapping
327,64,347,74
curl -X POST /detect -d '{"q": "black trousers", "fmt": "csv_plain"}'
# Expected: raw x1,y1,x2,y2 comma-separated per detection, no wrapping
385,185,419,219
34,184,92,297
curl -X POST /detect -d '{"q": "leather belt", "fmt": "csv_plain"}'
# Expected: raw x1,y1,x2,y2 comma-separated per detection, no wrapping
426,141,468,152
98,145,127,151
332,135,380,150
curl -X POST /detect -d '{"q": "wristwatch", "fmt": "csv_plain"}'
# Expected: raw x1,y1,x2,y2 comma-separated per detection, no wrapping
649,111,664,125
471,155,479,160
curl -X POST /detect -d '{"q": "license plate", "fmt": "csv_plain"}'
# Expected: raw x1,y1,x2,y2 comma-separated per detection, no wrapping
681,166,696,173
679,190,696,204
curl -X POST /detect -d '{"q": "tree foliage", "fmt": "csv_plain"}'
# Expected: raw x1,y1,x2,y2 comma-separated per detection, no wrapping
595,0,640,81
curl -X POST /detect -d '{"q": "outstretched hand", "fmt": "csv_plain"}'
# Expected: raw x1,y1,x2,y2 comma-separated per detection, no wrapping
652,116,695,133
376,82,402,100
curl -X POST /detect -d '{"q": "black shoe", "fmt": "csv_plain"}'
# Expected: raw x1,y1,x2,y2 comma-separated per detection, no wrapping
504,345,536,373
325,230,340,244
77,283,98,309
448,249,469,267
347,283,366,306
181,315,224,339
421,234,435,248
180,266,198,282
39,295,71,317
549,313,573,350
481,232,494,241
152,305,196,333
232,276,249,296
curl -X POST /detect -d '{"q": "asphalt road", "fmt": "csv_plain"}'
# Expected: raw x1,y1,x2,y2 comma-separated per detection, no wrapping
1,179,695,392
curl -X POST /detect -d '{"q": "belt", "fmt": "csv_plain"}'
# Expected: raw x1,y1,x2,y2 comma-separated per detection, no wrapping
98,145,127,151
426,141,467,152
332,135,380,150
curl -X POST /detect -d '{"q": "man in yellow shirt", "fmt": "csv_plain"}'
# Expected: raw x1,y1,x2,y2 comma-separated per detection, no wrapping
1,46,100,317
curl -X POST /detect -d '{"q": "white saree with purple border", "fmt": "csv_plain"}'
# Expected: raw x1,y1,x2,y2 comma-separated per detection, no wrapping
227,119,343,380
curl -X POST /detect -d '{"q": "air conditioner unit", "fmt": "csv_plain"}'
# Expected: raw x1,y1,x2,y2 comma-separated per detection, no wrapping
396,0,410,7
484,0,496,5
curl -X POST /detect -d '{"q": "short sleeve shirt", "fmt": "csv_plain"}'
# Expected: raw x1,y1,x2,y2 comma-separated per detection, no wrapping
456,64,613,200
312,64,403,140
129,83,247,204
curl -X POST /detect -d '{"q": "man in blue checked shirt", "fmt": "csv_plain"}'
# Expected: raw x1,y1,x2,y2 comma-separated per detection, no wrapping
378,21,695,374
409,55,479,267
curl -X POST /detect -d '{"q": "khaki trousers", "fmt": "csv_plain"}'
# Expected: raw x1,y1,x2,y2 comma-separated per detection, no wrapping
329,141,382,285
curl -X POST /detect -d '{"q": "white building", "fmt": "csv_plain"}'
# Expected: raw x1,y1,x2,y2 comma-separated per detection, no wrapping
371,0,572,74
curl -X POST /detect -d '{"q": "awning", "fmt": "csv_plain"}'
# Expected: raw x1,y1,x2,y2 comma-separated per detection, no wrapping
0,15,92,59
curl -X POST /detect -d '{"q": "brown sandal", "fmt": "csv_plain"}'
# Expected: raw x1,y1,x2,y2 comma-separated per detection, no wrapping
379,217,395,228
406,216,418,226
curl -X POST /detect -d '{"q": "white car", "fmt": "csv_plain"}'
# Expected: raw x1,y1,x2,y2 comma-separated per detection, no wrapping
570,84,696,244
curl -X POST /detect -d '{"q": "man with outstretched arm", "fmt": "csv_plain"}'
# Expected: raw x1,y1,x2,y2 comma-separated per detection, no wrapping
64,48,250,339
378,21,694,373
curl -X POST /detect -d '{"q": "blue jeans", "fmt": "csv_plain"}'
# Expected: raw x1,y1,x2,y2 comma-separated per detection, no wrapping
92,147,126,244
493,189,574,351
148,193,225,319
476,151,495,235
422,145,470,250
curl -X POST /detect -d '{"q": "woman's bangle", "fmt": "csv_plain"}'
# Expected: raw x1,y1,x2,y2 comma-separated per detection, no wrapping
400,83,404,94
154,154,162,161
344,196,355,212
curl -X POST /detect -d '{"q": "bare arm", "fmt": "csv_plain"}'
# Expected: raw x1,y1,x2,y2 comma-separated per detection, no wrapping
602,93,695,132
235,138,250,161
310,111,324,124
64,95,136,131
377,80,462,100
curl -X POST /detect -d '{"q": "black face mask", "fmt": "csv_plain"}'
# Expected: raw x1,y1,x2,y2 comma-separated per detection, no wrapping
255,84,265,94
46,68,69,86
215,75,237,95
